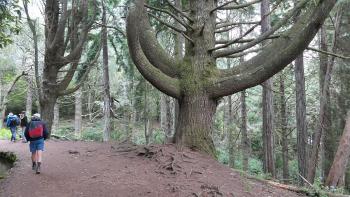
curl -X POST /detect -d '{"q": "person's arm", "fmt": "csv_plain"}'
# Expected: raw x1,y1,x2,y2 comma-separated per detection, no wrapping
24,123,30,140
43,123,48,140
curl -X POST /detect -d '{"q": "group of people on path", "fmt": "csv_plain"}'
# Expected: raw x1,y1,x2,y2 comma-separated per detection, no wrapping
6,111,28,142
5,112,48,174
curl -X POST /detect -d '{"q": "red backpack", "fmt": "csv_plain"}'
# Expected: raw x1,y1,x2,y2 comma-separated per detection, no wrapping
28,123,44,138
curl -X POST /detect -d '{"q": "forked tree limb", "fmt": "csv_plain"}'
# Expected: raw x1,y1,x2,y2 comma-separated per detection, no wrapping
165,0,193,22
212,0,307,55
139,10,181,78
127,0,181,99
145,4,191,30
208,0,337,98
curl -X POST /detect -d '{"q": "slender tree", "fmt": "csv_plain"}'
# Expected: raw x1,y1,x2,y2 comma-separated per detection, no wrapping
102,0,112,142
74,88,82,137
127,0,337,156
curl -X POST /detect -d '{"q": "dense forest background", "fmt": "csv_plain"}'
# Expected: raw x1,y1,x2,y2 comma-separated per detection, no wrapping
0,0,349,194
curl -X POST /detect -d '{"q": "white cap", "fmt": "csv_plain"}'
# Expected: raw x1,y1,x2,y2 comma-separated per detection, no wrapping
33,113,41,119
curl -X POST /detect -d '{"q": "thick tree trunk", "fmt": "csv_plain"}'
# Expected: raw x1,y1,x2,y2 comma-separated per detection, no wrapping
325,111,350,187
74,88,82,137
294,54,308,185
262,79,275,177
174,94,217,157
241,90,249,171
26,80,33,117
102,2,111,142
52,102,59,134
279,72,289,183
40,96,57,135
261,0,275,178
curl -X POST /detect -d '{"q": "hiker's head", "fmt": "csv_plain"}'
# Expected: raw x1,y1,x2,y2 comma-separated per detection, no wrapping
8,112,13,116
32,113,41,120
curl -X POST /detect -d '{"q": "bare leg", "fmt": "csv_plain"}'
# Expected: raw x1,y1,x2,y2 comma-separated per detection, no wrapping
31,152,36,163
36,150,42,162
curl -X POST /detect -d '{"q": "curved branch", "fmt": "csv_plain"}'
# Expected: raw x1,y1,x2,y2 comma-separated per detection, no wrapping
139,9,181,78
127,0,181,99
212,0,302,56
209,0,337,98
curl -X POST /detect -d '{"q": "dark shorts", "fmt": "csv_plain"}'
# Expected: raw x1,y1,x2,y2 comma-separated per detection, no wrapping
29,139,45,153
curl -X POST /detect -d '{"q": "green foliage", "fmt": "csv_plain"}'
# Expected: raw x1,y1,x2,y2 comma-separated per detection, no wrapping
0,0,21,48
0,128,11,140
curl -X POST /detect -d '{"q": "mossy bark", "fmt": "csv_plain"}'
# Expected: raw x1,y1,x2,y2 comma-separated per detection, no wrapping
174,94,217,157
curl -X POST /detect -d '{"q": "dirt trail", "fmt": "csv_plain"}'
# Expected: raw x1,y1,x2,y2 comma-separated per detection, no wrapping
0,140,305,197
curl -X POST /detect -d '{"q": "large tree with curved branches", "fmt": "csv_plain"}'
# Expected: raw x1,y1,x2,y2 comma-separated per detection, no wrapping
39,0,98,135
126,0,337,156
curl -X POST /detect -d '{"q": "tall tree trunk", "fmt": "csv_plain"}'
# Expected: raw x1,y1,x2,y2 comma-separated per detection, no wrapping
294,53,308,185
144,82,150,144
26,81,33,117
87,87,93,122
241,90,249,171
52,102,59,134
102,1,111,142
325,111,350,187
261,0,275,178
320,25,335,180
279,72,289,183
74,88,82,137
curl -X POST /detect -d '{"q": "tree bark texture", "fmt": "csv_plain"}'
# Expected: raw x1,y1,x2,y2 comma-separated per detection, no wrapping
26,81,33,117
319,25,335,180
261,0,275,178
126,0,337,155
74,88,82,137
241,90,249,171
325,111,350,187
102,2,111,142
278,72,289,184
52,102,59,134
294,54,308,185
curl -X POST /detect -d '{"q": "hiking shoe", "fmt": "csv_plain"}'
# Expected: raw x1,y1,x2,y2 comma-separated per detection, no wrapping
32,163,36,171
36,165,41,174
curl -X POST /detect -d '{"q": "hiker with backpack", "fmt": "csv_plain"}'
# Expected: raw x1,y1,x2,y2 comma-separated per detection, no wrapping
24,113,48,174
6,112,20,142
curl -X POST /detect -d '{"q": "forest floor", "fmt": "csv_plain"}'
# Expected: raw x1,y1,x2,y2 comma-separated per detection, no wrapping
0,140,306,197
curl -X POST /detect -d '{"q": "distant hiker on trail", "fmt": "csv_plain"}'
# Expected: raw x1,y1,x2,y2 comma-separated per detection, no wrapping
19,111,28,142
6,112,20,142
24,113,48,174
